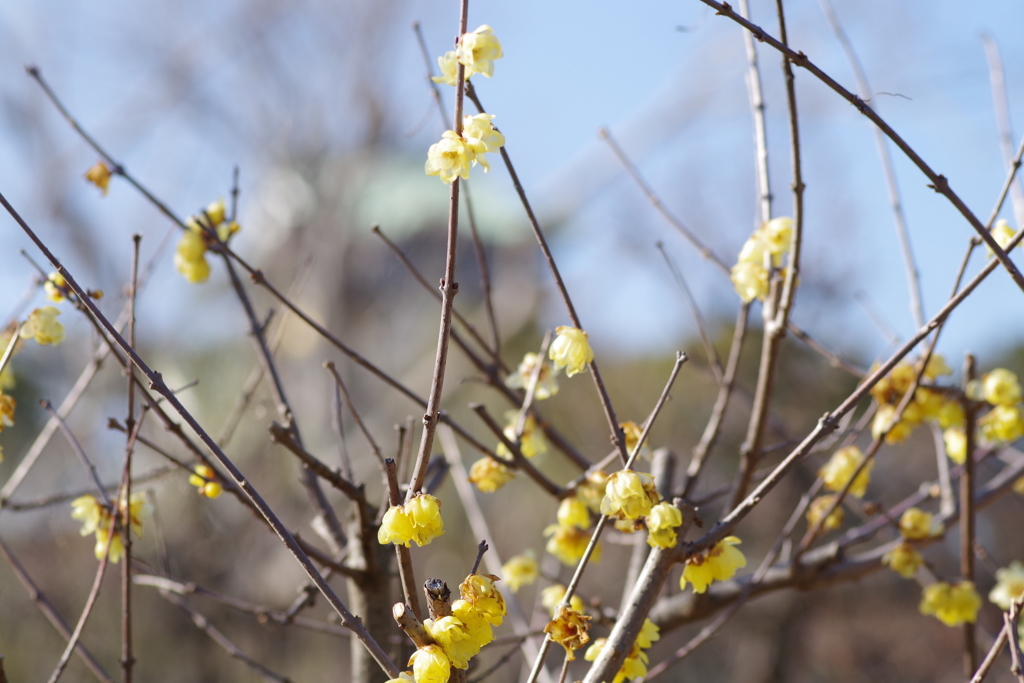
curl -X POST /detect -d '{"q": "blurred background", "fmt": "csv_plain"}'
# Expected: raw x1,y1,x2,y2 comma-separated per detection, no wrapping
1,0,1024,681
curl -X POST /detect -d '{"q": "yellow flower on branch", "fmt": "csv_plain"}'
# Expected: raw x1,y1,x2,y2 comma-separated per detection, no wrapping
882,541,924,579
377,494,444,547
943,427,967,464
645,502,683,549
425,131,472,185
987,219,1018,258
919,581,981,627
468,457,515,493
459,574,506,626
636,618,660,648
680,536,747,594
432,51,462,86
557,497,591,530
979,404,1024,444
819,446,872,498
730,261,769,303
989,561,1024,610
544,524,600,567
600,470,659,521
544,604,592,660
20,306,65,346
188,465,223,499
620,421,650,460
44,272,68,303
548,326,594,377
84,161,113,195
806,494,844,531
899,507,940,540
461,113,505,172
541,584,585,616
456,25,503,78
408,644,450,683
424,616,477,669
496,412,546,459
500,551,538,592
504,352,559,400
982,368,1022,406
452,598,494,648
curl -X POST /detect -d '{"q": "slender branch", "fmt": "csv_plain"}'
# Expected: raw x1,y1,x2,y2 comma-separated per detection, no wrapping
121,233,141,683
697,0,1024,293
981,34,1024,229
268,422,367,503
469,404,564,497
325,361,388,485
961,354,978,676
737,0,773,226
41,400,112,507
2,466,175,511
969,617,1010,683
657,243,722,381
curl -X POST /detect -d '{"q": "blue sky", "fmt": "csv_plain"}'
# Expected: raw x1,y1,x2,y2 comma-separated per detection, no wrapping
2,0,1024,371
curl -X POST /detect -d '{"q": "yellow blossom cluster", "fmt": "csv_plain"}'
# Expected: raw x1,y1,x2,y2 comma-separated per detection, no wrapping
174,199,241,284
600,470,660,522
819,445,873,498
410,573,506,679
919,581,981,627
898,507,941,540
989,561,1024,610
976,368,1024,444
425,114,505,184
548,326,594,377
377,494,444,548
620,420,651,460
504,352,559,400
468,456,515,493
44,272,69,303
645,502,684,549
188,465,223,499
545,495,601,566
496,412,547,460
584,619,660,683
730,217,793,303
680,536,747,594
500,551,538,593
431,25,503,85
70,493,147,564
868,354,961,445
882,541,925,578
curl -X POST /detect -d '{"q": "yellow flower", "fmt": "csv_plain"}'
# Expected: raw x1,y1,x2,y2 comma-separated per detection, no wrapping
548,326,594,377
456,25,503,79
424,616,477,669
452,599,494,647
937,399,965,430
500,551,538,592
819,446,872,498
377,506,416,547
84,161,113,195
71,495,106,536
504,352,559,400
576,471,608,512
496,412,547,459
468,457,515,493
919,581,981,627
806,495,844,531
408,644,450,683
987,219,1018,258
762,217,793,261
680,536,747,594
584,639,649,683
982,368,1022,406
620,421,650,460
600,470,659,521
188,465,223,499
871,403,916,444
425,130,472,185
175,227,211,284
204,198,227,227
645,502,683,549
924,354,953,379
544,524,600,567
544,605,592,660
737,233,769,266
636,618,660,649
943,428,967,464
432,51,462,86
20,307,65,346
882,541,924,579
557,497,591,530
979,404,1024,444
399,493,445,547
989,561,1024,610
899,507,939,540
94,525,125,563
461,114,505,172
0,393,16,431
44,272,68,303
541,584,586,616
730,261,769,303
459,574,506,626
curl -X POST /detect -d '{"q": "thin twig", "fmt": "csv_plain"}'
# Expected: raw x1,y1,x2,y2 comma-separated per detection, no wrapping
969,618,1010,683
736,0,773,226
657,243,722,381
41,400,112,507
325,361,387,472
981,35,1024,229
961,354,978,676
121,233,141,683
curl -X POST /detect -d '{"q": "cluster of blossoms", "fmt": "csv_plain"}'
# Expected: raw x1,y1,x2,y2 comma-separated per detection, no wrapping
468,412,546,493
584,618,661,683
545,491,602,566
973,368,1024,445
377,494,444,548
729,217,793,303
881,507,935,579
70,493,148,564
500,550,539,593
405,574,506,682
807,445,875,532
188,464,223,499
174,199,241,284
425,26,505,185
868,354,962,445
599,469,684,549
919,581,982,627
